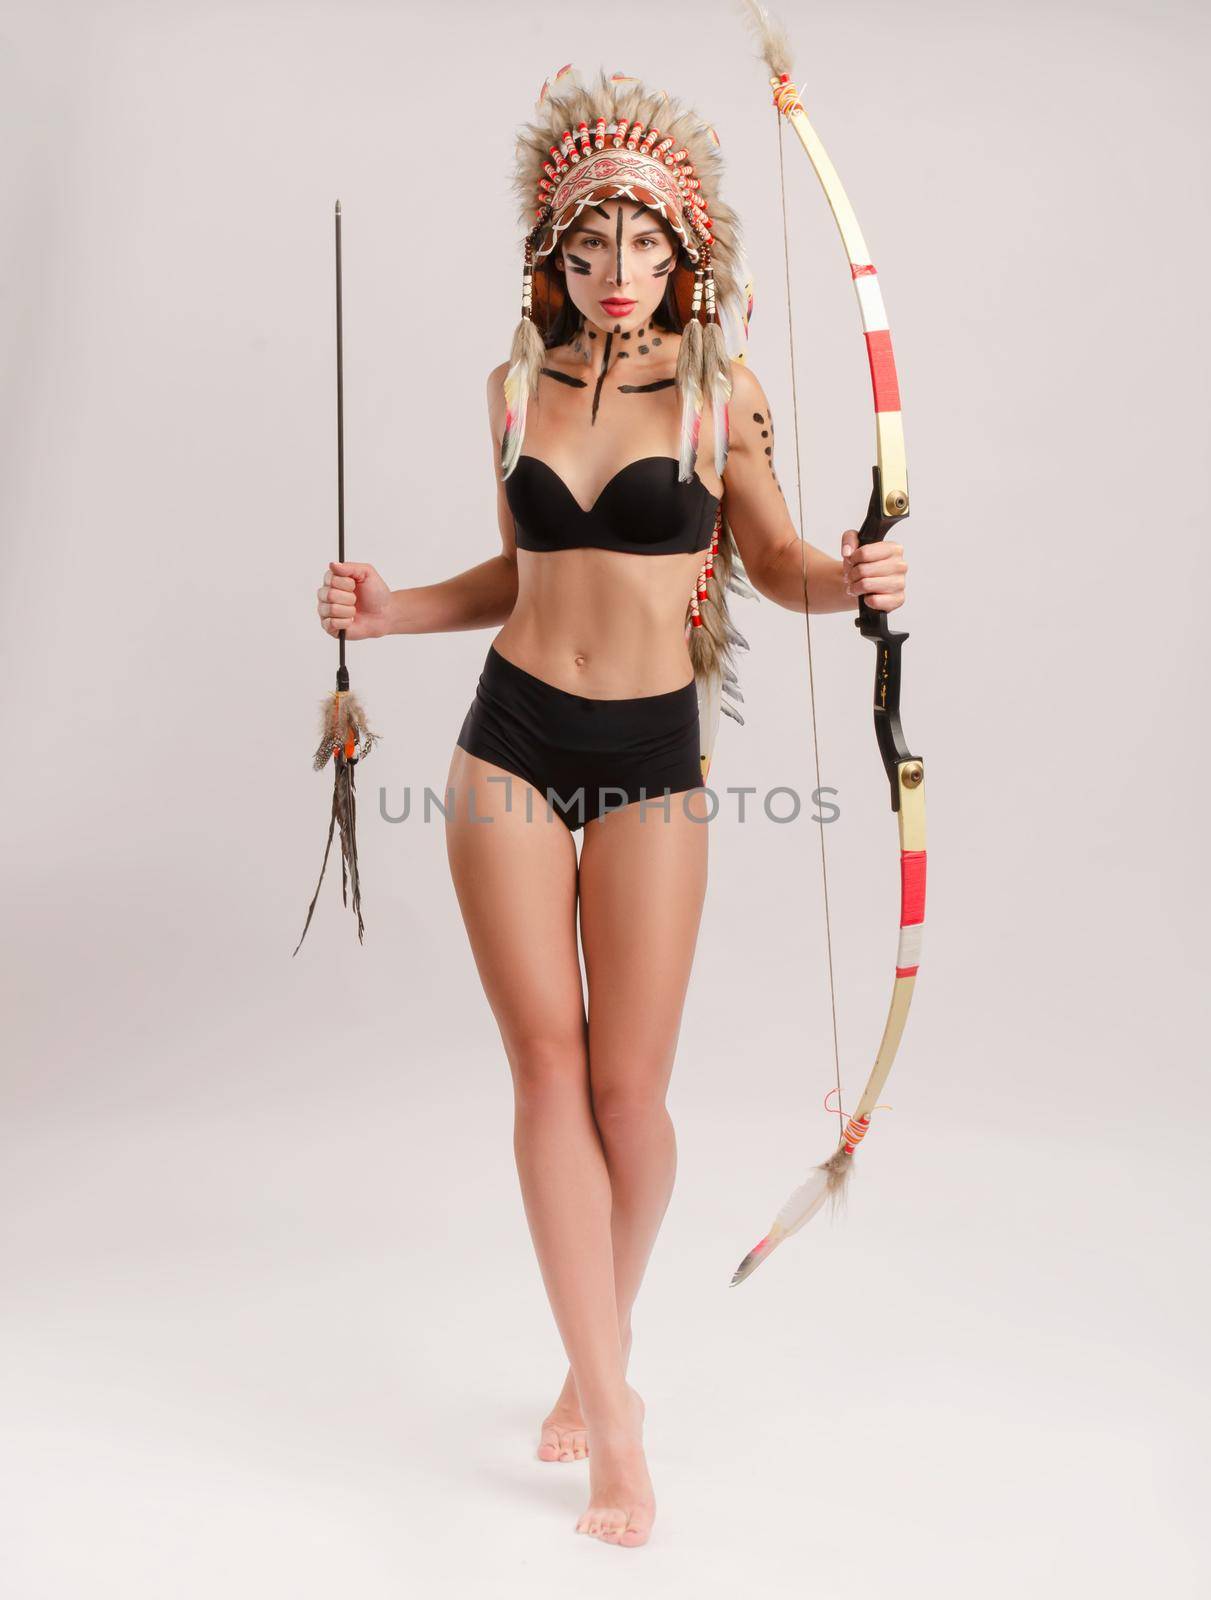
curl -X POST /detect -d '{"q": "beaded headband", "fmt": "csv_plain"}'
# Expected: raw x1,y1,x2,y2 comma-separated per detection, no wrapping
533,125,715,258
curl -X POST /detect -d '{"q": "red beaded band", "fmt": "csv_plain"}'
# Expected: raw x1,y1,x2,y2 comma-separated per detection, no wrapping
533,121,715,244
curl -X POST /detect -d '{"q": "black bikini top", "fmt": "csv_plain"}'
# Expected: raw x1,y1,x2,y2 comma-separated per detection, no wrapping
506,455,719,556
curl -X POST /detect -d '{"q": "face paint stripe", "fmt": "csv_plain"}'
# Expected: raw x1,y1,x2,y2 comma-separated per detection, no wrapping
566,252,592,275
541,367,588,388
615,208,623,286
652,253,675,277
591,332,614,424
618,379,677,393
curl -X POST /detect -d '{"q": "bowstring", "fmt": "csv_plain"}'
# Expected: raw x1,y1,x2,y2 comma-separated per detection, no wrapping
776,110,845,1139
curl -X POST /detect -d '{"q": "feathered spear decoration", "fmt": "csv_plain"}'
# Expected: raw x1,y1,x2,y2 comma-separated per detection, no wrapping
293,200,378,958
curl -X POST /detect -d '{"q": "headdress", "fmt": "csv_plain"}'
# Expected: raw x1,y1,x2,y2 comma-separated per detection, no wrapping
502,66,758,769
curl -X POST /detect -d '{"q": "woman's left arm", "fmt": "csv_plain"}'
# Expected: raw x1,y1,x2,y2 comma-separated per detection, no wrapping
720,363,907,616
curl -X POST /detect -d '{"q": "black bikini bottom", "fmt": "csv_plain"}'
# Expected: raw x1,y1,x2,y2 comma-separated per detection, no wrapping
455,642,704,833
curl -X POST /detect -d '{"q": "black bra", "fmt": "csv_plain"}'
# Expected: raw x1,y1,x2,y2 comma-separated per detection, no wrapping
506,455,719,556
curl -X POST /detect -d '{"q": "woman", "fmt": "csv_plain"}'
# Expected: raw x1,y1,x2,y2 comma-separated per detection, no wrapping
314,71,907,1549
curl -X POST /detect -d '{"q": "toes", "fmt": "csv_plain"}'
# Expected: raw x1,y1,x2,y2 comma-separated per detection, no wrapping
620,1508,653,1546
576,1501,650,1546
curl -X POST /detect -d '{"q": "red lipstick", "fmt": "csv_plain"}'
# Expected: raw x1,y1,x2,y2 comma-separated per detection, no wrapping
600,298,636,316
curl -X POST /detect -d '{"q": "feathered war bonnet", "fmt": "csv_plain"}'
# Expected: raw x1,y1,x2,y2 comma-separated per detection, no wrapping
501,66,750,484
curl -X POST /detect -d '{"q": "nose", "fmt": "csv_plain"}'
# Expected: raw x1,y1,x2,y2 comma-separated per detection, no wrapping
607,233,631,289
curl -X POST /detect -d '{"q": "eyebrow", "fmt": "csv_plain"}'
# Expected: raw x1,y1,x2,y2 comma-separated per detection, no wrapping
575,224,666,240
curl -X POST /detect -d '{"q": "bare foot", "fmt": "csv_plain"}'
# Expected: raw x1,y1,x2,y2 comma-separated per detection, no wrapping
574,1386,654,1547
537,1328,633,1462
537,1370,588,1463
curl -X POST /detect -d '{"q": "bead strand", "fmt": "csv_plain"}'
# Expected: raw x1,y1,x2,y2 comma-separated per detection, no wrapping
689,510,723,628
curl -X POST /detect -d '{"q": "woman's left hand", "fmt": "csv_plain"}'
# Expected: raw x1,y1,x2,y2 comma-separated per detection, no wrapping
841,530,908,613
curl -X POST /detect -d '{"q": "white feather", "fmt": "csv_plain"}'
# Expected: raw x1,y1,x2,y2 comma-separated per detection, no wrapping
500,317,544,479
773,1168,832,1238
702,321,733,480
675,318,705,482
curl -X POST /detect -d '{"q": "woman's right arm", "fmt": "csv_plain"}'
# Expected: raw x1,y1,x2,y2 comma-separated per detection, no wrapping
316,363,520,640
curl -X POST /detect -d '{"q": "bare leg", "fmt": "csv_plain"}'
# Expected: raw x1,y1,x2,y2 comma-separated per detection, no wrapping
566,791,710,1544
537,792,710,1464
443,750,639,1477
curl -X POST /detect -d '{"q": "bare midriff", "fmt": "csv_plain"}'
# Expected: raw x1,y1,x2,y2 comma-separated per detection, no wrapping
493,546,702,699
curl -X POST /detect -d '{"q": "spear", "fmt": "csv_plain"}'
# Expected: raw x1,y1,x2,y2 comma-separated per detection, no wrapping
293,200,377,957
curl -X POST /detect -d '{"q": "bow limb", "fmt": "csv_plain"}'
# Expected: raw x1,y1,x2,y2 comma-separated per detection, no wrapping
731,4,927,1287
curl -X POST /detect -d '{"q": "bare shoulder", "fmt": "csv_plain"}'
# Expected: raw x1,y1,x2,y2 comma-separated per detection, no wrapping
727,360,775,453
486,361,509,437
486,360,510,404
729,359,771,414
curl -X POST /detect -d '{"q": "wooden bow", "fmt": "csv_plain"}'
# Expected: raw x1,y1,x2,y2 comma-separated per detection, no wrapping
731,3,927,1285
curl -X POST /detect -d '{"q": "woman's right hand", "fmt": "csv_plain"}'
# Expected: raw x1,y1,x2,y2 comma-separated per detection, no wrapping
316,561,394,641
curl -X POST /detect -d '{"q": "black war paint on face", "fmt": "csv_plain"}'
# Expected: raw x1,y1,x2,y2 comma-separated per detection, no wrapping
566,252,592,276
615,208,624,285
592,204,611,220
541,367,588,388
590,332,614,424
652,254,675,278
618,378,677,394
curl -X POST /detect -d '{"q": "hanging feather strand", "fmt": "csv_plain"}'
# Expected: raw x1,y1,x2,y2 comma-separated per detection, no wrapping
293,689,377,956
702,319,733,479
500,315,545,479
675,314,705,482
